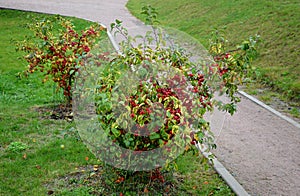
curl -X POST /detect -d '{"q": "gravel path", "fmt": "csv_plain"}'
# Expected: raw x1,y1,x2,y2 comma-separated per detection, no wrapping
1,1,299,195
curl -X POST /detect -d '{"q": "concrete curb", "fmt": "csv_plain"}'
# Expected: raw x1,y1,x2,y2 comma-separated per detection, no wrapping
197,143,250,196
238,91,300,129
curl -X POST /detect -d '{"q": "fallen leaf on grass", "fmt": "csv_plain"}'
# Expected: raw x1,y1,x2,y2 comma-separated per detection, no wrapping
185,145,190,151
144,187,149,193
93,165,99,171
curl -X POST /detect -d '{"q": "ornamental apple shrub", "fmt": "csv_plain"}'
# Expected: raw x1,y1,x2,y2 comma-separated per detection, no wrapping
17,16,104,105
74,6,259,182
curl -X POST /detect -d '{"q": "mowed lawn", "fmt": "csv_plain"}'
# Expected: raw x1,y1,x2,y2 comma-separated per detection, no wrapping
0,9,233,195
127,0,300,101
0,9,100,195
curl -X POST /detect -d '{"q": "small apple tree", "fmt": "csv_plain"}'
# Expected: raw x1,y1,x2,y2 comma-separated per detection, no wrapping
17,16,103,106
74,6,259,191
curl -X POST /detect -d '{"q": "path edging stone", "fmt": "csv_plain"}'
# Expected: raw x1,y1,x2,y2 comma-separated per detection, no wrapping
238,91,300,129
197,144,250,196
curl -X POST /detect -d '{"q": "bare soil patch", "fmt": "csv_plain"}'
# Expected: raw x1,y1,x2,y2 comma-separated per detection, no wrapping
33,104,73,121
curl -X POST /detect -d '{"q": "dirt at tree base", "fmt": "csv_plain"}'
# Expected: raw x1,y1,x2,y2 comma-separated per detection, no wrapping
33,104,73,121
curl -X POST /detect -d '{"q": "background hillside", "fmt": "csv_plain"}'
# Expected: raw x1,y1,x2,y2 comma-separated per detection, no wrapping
127,0,300,102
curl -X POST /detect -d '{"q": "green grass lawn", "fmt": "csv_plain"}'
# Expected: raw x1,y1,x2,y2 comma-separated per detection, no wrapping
0,9,233,195
126,0,300,102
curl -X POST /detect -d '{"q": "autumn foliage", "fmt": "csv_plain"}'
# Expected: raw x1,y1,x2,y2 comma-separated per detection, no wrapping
17,16,103,105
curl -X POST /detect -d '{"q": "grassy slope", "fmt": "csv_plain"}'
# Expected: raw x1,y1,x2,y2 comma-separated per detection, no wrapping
0,9,233,195
127,0,300,101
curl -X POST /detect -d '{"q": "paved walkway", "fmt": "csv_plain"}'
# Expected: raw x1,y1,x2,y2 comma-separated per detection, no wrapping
1,1,299,195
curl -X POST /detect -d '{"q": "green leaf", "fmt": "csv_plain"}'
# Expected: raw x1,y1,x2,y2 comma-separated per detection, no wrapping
166,110,171,118
161,131,169,140
111,128,120,137
69,69,75,75
124,140,130,147
158,139,164,146
115,19,122,24
150,132,160,140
